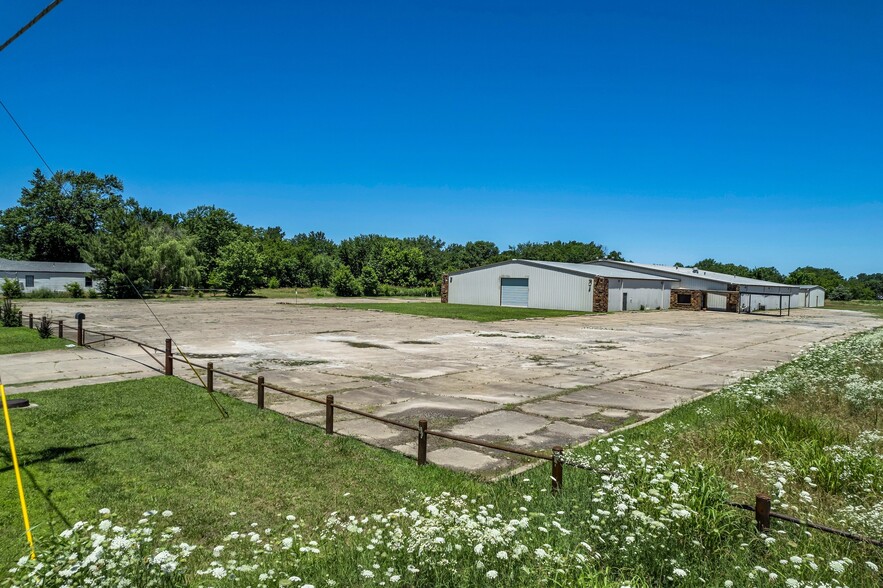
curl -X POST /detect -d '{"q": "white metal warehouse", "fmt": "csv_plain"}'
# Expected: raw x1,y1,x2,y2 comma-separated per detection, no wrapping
585,260,825,312
443,260,677,312
441,259,825,313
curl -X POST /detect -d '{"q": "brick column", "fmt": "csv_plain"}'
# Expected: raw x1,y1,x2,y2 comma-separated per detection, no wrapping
440,274,449,303
592,277,609,312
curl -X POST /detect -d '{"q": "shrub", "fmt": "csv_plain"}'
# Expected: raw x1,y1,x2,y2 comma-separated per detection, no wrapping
2,277,23,299
87,288,99,299
359,266,381,296
267,276,281,289
331,265,362,297
37,315,53,339
65,282,84,298
25,287,65,299
215,240,264,297
1,298,22,327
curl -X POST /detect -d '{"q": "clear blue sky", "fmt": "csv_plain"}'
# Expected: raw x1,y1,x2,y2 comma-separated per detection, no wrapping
1,1,881,276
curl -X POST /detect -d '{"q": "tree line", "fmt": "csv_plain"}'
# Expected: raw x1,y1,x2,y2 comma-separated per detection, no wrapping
0,170,624,297
687,259,882,301
2,170,878,300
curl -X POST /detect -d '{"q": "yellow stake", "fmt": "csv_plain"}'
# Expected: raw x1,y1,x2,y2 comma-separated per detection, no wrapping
0,381,35,559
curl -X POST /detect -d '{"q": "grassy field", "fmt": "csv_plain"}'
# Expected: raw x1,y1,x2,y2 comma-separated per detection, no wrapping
827,299,883,318
313,302,594,322
0,327,70,355
3,331,882,586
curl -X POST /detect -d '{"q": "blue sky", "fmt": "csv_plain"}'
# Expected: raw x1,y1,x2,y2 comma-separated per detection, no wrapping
1,1,881,276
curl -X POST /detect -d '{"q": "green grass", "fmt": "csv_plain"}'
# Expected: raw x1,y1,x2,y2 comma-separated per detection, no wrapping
311,302,593,322
827,299,883,318
0,327,70,355
253,286,335,299
0,377,480,563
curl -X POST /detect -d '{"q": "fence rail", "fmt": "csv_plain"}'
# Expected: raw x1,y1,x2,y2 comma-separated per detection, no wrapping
14,310,883,549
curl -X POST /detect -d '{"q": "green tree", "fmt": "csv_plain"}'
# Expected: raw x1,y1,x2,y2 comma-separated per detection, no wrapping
215,240,264,297
0,169,127,262
693,258,752,278
749,266,786,283
503,240,612,263
786,266,845,292
310,254,339,288
178,206,240,284
359,265,381,296
377,245,425,287
331,265,361,296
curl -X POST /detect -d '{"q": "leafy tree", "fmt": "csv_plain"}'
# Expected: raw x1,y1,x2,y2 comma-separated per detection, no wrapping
177,206,239,283
359,265,381,296
215,240,263,297
786,266,845,292
377,245,425,287
83,205,154,298
828,284,853,301
447,240,500,270
749,266,786,283
143,230,201,290
310,254,339,288
331,265,361,296
503,240,611,263
0,169,126,262
693,258,752,278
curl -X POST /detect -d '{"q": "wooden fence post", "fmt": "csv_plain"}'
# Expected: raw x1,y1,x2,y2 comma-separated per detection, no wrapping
257,376,265,409
75,312,85,346
755,494,771,532
325,395,334,434
18,310,23,326
417,419,428,465
28,313,33,329
552,446,563,493
57,320,64,339
164,338,173,375
207,362,214,393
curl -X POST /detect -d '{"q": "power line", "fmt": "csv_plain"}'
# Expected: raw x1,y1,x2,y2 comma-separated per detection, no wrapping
0,98,55,175
0,0,66,54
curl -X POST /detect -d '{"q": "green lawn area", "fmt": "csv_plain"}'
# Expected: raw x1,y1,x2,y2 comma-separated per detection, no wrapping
0,377,480,564
0,327,70,355
253,286,334,298
827,299,883,318
313,302,593,322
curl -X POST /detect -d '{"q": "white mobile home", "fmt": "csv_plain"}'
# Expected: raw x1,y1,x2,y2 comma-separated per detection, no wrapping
0,258,95,293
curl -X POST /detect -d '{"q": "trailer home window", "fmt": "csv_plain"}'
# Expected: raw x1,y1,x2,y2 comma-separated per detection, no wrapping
25,275,34,288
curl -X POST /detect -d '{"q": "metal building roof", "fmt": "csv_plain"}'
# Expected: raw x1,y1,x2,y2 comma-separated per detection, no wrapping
585,260,800,289
0,258,94,273
448,259,678,281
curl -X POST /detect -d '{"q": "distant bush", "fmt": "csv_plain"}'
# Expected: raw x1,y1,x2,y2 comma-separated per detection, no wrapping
87,288,99,299
829,284,853,301
331,266,361,297
267,276,281,289
2,278,23,299
37,315,53,339
1,298,22,327
65,282,84,298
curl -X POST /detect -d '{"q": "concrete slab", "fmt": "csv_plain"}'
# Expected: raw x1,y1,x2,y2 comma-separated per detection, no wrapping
11,299,880,474
447,410,549,440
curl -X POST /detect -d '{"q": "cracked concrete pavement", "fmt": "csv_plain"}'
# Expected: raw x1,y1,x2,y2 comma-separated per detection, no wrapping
8,298,881,475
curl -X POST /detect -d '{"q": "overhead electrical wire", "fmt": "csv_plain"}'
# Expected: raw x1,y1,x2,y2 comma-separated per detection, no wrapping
0,0,66,54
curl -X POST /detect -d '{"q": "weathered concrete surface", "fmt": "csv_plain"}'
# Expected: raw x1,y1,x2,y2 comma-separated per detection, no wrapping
13,298,882,474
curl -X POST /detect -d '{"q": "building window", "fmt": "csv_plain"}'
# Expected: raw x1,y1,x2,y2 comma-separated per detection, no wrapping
25,275,34,288
85,276,93,287
677,293,692,304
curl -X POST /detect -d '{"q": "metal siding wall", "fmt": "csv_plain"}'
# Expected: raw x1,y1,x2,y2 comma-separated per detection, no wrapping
607,279,622,312
673,275,729,290
621,279,669,310
448,263,594,311
0,271,88,293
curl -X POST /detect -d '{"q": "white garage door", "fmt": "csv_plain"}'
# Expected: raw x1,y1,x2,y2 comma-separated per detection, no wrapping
707,292,728,311
500,278,529,307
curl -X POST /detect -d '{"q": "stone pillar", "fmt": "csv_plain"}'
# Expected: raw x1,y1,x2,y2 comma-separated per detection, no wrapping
440,274,449,304
592,277,609,312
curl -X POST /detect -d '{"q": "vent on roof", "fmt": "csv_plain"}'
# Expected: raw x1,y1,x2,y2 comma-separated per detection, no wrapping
692,269,699,274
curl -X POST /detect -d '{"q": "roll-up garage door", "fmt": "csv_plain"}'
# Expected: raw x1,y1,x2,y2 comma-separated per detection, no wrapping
500,278,529,307
707,292,728,311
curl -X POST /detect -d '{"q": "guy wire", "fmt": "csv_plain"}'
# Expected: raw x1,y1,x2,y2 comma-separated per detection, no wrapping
123,274,229,418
